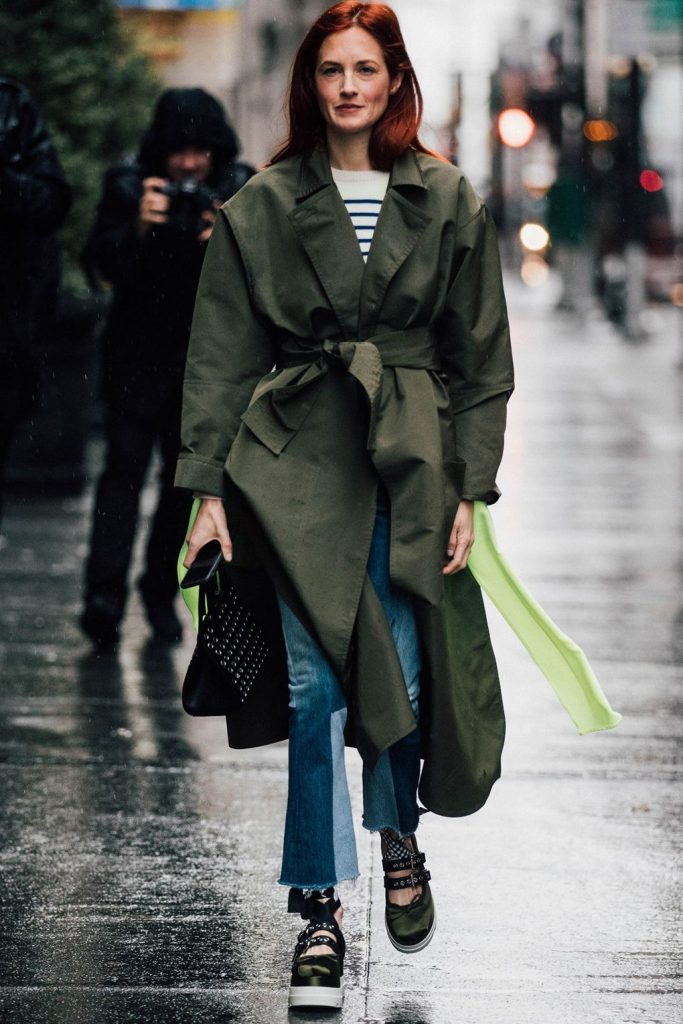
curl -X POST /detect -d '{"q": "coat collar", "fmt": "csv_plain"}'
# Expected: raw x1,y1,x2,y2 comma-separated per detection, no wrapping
294,145,428,199
289,148,432,338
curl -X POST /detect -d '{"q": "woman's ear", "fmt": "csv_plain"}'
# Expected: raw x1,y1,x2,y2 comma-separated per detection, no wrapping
389,71,404,96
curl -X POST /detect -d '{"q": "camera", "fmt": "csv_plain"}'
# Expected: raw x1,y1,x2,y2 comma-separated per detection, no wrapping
158,177,217,235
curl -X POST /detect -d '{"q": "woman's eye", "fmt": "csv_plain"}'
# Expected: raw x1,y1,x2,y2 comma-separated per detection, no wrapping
322,67,339,76
359,66,376,74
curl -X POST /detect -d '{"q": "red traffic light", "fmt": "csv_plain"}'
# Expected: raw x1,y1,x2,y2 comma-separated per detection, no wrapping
639,169,664,192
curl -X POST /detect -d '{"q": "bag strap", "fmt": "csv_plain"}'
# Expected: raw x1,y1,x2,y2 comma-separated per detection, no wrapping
198,577,214,623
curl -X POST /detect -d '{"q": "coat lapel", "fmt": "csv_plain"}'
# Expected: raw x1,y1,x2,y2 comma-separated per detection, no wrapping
288,149,365,339
287,148,432,340
359,149,432,336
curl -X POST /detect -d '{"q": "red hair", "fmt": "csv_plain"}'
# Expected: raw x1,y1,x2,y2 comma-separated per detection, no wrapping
268,1,444,170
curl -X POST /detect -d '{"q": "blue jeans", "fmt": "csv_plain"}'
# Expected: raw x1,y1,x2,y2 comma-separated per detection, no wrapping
277,490,422,889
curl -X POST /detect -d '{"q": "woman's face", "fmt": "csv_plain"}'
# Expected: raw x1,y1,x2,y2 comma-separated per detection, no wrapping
314,26,402,143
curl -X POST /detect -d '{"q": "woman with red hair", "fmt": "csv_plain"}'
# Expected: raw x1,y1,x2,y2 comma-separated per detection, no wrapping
177,1,513,1009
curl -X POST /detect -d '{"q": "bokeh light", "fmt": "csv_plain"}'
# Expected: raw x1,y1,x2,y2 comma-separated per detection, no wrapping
520,254,550,287
520,222,550,252
522,162,557,197
498,108,535,148
640,169,664,192
583,119,619,142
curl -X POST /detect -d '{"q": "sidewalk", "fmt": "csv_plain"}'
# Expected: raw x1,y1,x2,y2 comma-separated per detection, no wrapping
0,281,681,1023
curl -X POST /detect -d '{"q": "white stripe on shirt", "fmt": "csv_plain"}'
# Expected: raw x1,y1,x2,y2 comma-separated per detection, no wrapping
331,167,390,262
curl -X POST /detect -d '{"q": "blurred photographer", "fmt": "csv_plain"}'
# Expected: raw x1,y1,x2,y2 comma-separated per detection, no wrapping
0,77,71,535
81,88,254,646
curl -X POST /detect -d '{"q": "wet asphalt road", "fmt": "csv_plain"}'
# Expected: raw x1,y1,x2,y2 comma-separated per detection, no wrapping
0,279,681,1024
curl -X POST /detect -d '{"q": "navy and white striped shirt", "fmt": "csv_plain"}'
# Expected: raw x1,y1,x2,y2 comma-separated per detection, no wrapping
331,167,390,262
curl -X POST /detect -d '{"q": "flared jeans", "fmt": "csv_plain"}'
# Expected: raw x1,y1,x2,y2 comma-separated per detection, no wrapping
278,491,422,890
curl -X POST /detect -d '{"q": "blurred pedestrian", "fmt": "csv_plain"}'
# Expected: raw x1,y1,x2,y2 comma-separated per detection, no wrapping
178,2,512,1010
0,77,71,536
546,160,593,321
81,88,255,646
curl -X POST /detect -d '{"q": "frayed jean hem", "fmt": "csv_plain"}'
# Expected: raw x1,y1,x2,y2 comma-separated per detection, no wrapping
362,819,420,837
278,873,360,889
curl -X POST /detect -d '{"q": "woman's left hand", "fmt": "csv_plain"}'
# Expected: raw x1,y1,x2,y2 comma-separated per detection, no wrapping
442,499,474,575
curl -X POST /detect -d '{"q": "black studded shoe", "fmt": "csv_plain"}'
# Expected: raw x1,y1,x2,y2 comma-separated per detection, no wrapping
287,887,345,1010
382,833,436,954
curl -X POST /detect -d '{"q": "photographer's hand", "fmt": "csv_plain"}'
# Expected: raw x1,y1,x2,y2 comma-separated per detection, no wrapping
138,176,170,236
197,202,219,244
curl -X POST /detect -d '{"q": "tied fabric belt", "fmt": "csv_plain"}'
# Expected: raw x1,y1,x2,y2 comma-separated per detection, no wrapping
240,325,440,455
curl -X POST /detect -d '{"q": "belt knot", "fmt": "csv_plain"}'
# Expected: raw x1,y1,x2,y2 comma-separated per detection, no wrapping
320,338,359,370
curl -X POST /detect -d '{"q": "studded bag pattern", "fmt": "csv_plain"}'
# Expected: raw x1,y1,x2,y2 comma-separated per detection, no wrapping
196,577,268,706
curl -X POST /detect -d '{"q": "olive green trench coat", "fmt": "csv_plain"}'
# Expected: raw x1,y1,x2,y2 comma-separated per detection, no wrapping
175,147,514,817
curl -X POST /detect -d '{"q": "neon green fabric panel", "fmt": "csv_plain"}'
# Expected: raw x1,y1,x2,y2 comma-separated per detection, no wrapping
177,497,201,632
468,501,622,735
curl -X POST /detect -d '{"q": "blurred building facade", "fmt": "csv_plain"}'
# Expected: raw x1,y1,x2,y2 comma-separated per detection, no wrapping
118,2,243,101
117,0,328,166
228,0,329,163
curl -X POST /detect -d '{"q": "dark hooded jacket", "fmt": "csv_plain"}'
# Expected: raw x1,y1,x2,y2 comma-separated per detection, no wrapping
82,88,255,409
0,77,71,357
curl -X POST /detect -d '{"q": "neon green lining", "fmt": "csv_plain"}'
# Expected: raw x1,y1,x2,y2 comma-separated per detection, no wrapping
177,497,201,632
469,501,621,735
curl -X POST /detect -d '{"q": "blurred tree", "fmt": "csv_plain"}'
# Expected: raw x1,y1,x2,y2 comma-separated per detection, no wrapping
0,0,160,290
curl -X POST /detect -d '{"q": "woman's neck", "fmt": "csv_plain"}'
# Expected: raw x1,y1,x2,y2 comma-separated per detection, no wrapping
326,129,373,172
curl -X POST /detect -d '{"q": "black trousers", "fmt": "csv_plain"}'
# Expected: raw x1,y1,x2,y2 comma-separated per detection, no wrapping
84,390,191,623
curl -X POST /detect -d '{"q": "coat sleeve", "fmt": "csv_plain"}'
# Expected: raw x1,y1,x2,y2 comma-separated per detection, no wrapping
436,203,514,504
174,207,276,497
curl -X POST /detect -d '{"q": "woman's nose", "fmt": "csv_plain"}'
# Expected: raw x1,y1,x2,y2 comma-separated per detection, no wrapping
340,74,357,96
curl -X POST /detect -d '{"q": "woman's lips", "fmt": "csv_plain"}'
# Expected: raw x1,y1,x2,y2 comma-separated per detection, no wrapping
336,104,362,110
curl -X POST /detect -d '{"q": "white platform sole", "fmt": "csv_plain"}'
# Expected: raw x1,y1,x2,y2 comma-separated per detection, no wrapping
288,978,344,1010
386,908,437,954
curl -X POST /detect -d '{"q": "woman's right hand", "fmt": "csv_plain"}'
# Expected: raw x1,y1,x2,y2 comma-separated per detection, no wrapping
183,498,232,567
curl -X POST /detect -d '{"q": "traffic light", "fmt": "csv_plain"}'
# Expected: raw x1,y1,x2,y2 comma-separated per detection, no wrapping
639,169,664,192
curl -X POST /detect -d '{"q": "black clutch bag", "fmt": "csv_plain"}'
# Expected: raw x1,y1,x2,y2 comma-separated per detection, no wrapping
182,563,273,717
